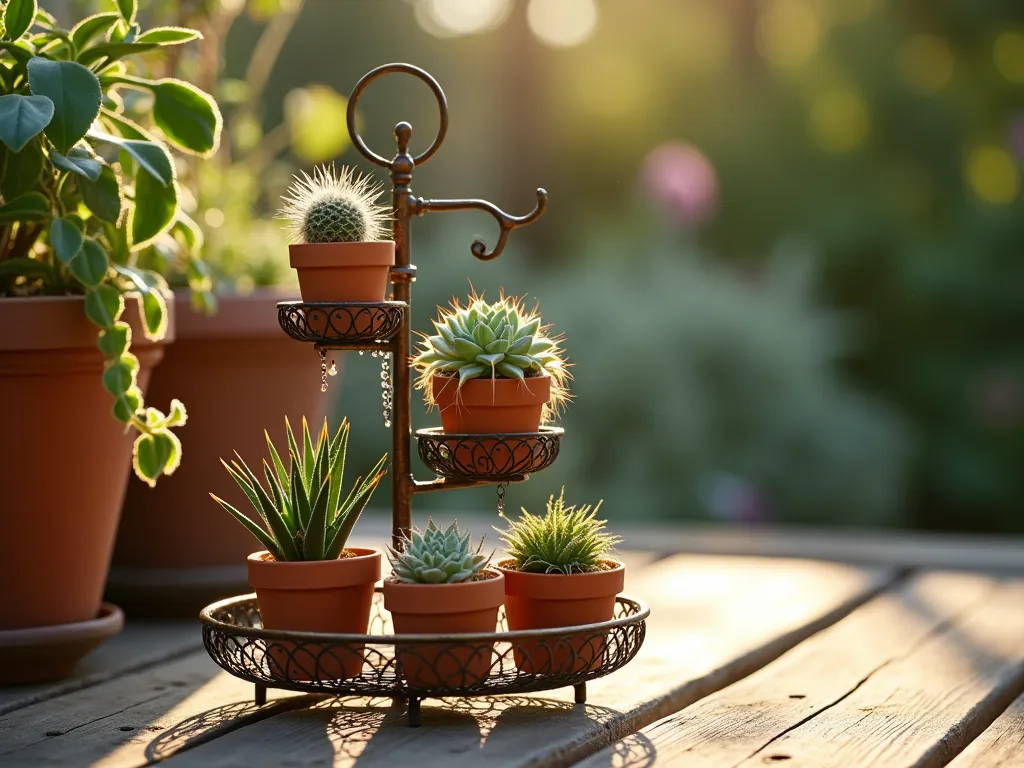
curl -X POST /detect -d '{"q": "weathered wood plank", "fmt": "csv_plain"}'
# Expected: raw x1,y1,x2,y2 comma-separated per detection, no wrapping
0,621,201,716
733,577,1024,767
158,555,897,768
0,650,321,768
577,571,998,767
948,689,1024,767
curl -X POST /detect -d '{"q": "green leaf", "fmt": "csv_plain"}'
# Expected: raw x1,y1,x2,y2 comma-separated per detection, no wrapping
84,284,123,327
165,398,187,427
266,430,291,497
69,239,109,287
0,138,43,198
115,0,136,23
0,40,34,66
113,263,168,339
0,256,47,277
326,420,350,521
147,78,221,156
210,494,282,560
27,58,101,154
129,172,176,248
102,358,134,396
96,320,129,357
79,164,121,222
0,190,49,222
97,108,150,140
0,94,53,152
49,216,83,263
70,12,120,51
112,384,141,423
234,454,298,561
4,0,37,42
153,430,181,475
301,417,316,490
51,146,102,181
133,432,168,488
458,363,487,385
77,41,158,67
88,128,172,184
134,27,201,45
302,476,331,561
291,460,311,531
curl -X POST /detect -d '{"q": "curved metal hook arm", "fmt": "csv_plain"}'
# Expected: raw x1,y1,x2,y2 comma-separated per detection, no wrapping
413,188,548,261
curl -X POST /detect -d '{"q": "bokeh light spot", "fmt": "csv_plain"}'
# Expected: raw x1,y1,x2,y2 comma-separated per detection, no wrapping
810,89,870,153
993,30,1024,84
577,53,646,120
284,85,350,164
899,34,954,94
966,145,1019,204
756,0,821,70
203,208,226,229
415,0,511,38
527,0,598,49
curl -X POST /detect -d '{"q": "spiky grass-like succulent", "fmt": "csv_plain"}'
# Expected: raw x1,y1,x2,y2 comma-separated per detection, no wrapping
388,520,492,584
412,292,570,407
278,164,390,244
211,417,387,562
498,489,620,575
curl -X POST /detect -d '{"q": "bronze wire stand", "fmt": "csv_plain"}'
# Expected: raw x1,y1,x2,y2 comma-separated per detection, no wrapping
199,63,649,727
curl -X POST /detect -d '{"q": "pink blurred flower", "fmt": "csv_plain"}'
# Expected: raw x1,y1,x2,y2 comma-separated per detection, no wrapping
641,141,719,227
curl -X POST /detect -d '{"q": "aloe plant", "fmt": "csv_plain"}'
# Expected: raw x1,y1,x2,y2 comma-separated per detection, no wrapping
412,292,570,410
278,163,390,244
497,488,620,575
387,520,491,584
211,417,387,562
0,0,222,485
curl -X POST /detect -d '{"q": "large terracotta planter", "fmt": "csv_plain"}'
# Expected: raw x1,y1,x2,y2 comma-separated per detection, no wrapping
110,290,329,616
498,559,624,675
289,241,394,303
383,570,504,689
248,548,381,681
0,294,171,678
432,374,551,434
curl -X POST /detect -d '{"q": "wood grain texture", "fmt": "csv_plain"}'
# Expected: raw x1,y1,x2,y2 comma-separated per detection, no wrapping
577,571,997,767
736,577,1024,768
948,689,1024,767
0,650,320,768
156,555,896,768
0,621,201,715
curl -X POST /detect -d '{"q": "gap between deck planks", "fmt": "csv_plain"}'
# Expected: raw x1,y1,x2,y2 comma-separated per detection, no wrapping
583,571,1024,768
947,688,1024,767
152,555,894,768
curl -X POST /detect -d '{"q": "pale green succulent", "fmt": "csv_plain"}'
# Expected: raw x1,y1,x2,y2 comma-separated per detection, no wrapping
412,293,569,404
278,164,390,244
388,520,492,584
497,488,620,575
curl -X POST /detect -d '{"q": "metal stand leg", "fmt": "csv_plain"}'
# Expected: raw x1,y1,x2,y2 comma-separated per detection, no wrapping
574,682,587,704
255,684,267,706
407,696,421,727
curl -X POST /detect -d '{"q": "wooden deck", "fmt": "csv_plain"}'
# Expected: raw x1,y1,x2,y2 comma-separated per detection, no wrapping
2,527,1024,767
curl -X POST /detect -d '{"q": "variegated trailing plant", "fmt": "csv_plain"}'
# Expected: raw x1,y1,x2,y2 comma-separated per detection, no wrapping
0,0,222,484
211,417,388,562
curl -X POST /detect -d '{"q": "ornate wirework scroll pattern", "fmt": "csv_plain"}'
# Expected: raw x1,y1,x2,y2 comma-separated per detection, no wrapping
277,301,405,345
415,427,563,480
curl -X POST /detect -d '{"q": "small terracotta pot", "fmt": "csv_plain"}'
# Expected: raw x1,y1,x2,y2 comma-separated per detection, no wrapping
498,559,625,675
111,290,329,616
247,548,380,681
289,241,395,303
0,295,170,638
383,569,504,689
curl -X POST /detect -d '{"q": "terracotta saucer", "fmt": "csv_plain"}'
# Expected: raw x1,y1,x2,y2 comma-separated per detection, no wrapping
0,603,124,686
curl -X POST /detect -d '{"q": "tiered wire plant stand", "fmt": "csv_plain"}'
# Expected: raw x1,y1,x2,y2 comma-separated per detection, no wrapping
200,63,649,727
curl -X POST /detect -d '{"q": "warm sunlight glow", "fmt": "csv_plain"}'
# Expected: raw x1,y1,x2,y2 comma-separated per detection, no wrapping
675,4,732,75
810,88,870,153
899,34,955,94
831,0,881,26
756,0,821,70
993,30,1024,84
203,208,226,228
527,0,598,49
966,145,1019,204
577,52,646,119
416,0,511,38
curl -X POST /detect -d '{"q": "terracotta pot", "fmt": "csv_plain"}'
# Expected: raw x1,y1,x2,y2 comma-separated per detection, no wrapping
289,241,395,303
498,559,625,675
0,296,171,636
383,570,504,689
248,548,381,682
110,290,329,616
432,374,551,433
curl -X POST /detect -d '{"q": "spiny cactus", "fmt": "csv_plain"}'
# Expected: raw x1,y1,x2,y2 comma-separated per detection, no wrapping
388,520,492,584
278,164,390,244
211,417,387,562
497,488,620,575
412,292,570,404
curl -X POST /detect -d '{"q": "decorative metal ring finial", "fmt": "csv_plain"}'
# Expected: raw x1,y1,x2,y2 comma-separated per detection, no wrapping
346,63,449,169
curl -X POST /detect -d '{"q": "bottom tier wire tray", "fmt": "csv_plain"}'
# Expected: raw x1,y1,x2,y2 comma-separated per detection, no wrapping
201,590,648,726
415,427,564,480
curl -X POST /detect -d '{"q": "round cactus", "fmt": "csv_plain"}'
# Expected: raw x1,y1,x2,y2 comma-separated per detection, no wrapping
278,164,390,244
387,520,491,584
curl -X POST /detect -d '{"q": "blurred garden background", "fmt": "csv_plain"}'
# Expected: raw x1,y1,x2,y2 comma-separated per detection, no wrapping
72,0,1024,533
